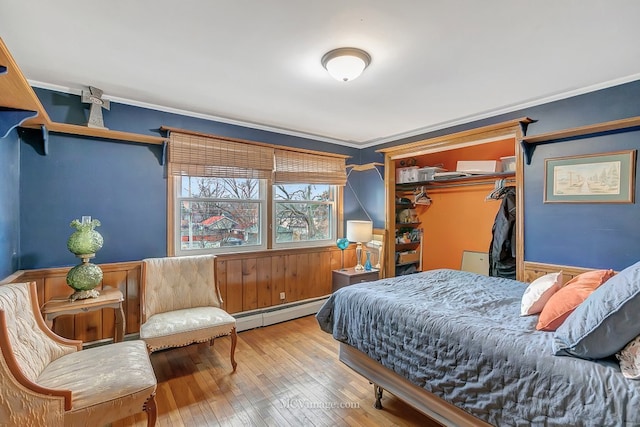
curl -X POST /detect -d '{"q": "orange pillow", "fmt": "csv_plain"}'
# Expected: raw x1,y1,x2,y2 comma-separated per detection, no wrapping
536,269,615,331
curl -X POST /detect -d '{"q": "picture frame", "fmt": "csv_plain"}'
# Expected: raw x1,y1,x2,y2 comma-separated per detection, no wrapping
544,150,636,203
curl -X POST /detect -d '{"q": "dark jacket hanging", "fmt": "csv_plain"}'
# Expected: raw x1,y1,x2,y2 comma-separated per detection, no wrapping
489,187,516,279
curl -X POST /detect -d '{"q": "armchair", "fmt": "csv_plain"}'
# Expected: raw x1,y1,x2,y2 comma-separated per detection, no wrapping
140,255,237,371
0,282,157,426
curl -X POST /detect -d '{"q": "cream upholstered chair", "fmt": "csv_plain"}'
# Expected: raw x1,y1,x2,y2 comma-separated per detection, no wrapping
0,282,157,427
140,254,237,371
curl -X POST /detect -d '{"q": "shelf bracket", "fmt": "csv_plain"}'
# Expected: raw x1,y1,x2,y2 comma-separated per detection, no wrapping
521,139,535,165
0,108,38,139
41,124,49,155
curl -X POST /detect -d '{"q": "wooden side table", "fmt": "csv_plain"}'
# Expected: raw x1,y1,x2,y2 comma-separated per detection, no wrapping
41,288,125,343
332,267,380,292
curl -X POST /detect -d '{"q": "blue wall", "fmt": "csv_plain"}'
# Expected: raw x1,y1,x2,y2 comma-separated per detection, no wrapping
16,89,359,269
0,129,20,278
4,80,640,274
362,80,640,271
524,131,639,270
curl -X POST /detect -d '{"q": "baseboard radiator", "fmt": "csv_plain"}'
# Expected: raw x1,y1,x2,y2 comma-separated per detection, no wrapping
234,296,330,332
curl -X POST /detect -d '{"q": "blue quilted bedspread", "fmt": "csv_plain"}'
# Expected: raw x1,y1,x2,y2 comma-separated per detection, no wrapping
316,269,640,426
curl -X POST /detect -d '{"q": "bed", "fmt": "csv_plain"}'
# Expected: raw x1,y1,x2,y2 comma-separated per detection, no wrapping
316,268,640,427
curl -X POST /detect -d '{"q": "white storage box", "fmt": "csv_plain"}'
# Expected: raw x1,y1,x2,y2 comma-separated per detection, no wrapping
456,160,501,174
500,156,516,172
397,166,419,183
418,166,447,181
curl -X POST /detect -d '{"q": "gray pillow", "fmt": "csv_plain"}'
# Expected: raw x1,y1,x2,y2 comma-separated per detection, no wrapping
553,260,640,359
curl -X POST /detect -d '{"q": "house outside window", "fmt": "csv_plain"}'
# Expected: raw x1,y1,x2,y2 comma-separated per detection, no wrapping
176,177,267,255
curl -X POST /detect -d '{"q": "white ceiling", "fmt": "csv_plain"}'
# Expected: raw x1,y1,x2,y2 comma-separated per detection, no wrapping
2,1,639,148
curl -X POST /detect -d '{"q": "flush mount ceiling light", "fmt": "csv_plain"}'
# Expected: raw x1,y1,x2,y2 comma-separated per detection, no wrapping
321,47,371,82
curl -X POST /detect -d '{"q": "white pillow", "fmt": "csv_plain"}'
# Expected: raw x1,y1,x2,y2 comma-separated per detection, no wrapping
520,271,563,316
617,336,640,379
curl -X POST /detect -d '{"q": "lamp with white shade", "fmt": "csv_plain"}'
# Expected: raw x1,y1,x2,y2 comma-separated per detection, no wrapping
346,220,373,271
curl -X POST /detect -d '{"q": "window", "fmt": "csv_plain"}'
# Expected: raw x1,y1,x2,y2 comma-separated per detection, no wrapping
176,177,267,255
273,183,337,248
166,129,347,256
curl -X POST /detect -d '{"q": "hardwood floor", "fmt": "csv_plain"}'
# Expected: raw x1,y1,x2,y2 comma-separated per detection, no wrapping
112,315,442,427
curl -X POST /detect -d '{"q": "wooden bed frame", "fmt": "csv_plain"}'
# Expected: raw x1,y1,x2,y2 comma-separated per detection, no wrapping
338,262,595,427
339,343,492,427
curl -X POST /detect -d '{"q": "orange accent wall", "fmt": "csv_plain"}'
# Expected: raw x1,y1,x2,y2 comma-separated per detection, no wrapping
420,184,502,270
397,137,515,171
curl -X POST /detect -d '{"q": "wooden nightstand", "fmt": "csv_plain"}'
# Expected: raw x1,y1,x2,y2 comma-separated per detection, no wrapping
332,267,380,292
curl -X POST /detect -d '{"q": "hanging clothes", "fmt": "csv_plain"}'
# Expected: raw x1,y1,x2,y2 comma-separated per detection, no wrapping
489,186,516,279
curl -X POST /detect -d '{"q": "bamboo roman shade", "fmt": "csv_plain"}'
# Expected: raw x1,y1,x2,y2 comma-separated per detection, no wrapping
167,130,347,185
274,149,347,185
168,132,274,179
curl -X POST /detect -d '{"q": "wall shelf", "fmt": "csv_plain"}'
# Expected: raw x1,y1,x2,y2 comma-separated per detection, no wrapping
520,116,640,164
0,37,165,145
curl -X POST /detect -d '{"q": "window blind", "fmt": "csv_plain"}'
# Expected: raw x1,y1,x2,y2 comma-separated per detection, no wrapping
274,149,347,185
168,132,274,179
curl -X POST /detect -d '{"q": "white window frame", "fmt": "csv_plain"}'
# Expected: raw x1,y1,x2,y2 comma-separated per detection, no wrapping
271,184,338,250
174,177,268,256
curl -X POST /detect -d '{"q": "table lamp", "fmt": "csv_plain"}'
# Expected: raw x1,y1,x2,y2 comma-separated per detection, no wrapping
346,220,373,271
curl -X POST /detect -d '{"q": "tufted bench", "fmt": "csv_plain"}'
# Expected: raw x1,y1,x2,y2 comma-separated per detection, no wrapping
0,282,157,426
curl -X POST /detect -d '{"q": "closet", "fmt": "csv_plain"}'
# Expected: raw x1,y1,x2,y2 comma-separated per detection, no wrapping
379,118,531,281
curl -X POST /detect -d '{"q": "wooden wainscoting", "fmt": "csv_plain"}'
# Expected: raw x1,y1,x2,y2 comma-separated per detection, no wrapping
6,245,354,343
215,246,350,314
523,261,597,284
10,261,143,343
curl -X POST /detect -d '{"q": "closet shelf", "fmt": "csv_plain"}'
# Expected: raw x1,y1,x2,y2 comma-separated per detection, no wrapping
395,242,420,251
0,37,165,145
395,171,515,191
395,222,421,228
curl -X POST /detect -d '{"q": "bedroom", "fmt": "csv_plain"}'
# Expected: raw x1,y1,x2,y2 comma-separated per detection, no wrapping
1,2,640,426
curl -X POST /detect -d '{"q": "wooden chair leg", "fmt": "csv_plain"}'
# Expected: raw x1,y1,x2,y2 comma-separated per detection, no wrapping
145,394,158,427
230,327,237,372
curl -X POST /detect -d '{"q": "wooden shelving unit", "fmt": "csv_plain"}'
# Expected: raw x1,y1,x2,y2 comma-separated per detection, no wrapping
0,37,165,145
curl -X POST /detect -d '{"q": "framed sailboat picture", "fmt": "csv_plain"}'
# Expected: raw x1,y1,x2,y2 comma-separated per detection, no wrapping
544,150,636,203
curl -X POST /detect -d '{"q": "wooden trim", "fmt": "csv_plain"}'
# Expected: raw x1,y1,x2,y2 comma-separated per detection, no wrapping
383,119,527,279
339,343,492,427
384,155,396,275
42,122,165,145
0,38,53,127
15,260,142,280
140,260,148,324
377,117,532,157
514,126,526,281
523,261,601,284
522,116,640,144
161,126,350,159
166,176,176,257
346,162,384,171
